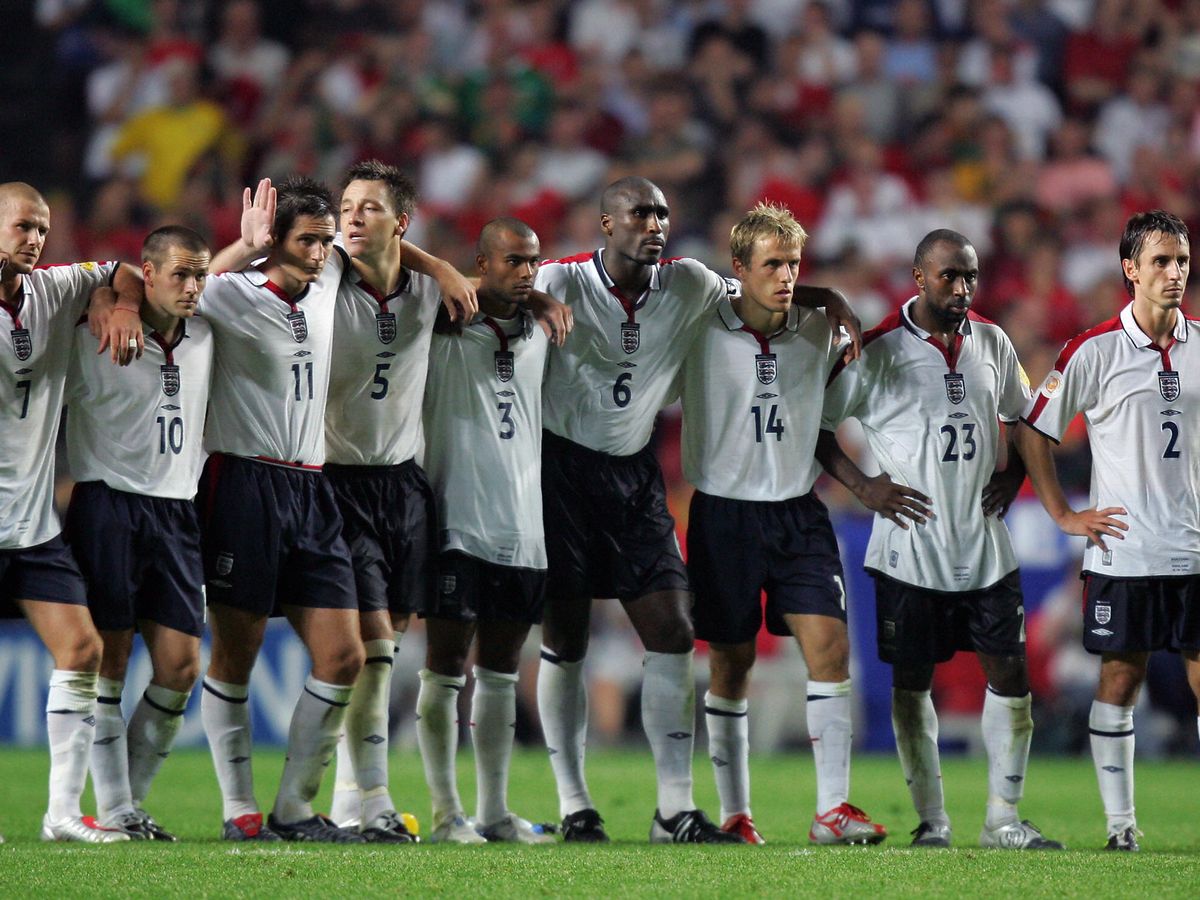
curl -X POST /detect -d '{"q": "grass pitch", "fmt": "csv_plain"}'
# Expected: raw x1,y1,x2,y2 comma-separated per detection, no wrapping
0,747,1195,897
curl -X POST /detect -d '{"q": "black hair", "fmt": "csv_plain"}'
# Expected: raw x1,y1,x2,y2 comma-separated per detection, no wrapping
913,228,971,269
342,159,418,219
1119,210,1189,297
142,225,209,266
273,175,335,242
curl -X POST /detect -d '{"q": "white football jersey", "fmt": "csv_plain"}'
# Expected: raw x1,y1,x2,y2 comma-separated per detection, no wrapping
682,299,838,501
67,316,214,499
0,261,116,549
535,250,736,456
201,250,345,467
1024,302,1200,577
822,297,1032,592
423,311,549,569
326,265,441,465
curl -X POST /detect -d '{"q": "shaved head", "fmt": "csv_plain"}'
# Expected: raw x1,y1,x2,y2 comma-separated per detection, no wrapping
0,182,47,214
601,177,662,214
477,217,537,256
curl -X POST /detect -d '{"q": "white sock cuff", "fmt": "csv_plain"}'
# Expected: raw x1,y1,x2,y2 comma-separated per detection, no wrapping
1090,700,1135,733
304,675,353,707
643,649,694,671
97,676,124,701
144,682,191,713
419,668,467,690
539,646,582,670
473,665,519,688
47,670,98,711
808,679,852,698
704,691,748,715
985,687,1031,707
203,677,249,701
363,639,397,665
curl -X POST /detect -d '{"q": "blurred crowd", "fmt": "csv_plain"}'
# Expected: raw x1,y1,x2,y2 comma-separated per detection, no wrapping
9,0,1200,752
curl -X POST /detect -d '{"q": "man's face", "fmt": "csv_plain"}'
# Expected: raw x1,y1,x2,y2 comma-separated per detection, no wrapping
144,247,210,319
1124,230,1189,311
602,186,669,266
914,240,978,331
478,231,540,305
274,214,336,284
340,179,407,260
732,236,800,320
0,197,50,277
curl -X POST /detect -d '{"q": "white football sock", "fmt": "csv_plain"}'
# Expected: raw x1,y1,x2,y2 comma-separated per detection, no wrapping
329,735,359,826
416,668,466,823
808,679,853,813
201,677,256,820
704,690,749,822
642,650,696,819
127,682,190,809
46,670,98,821
1089,700,1136,833
272,676,353,824
349,639,397,824
472,666,519,826
537,648,593,818
91,676,133,821
892,688,947,826
981,688,1032,829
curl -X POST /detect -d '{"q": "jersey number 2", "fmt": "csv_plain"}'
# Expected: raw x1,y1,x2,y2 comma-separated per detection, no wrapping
1162,421,1182,459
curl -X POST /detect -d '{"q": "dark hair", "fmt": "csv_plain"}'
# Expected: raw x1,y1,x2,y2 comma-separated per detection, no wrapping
477,217,537,256
273,175,336,242
342,159,418,219
600,176,663,214
142,225,209,266
1119,210,1190,297
913,228,972,268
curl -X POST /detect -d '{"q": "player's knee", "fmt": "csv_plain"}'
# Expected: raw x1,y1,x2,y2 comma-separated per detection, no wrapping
642,626,694,655
59,629,103,672
322,639,365,685
156,655,201,693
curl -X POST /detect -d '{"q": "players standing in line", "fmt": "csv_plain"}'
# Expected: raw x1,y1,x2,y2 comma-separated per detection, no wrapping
416,218,554,845
533,177,860,843
196,176,368,843
0,181,144,842
680,203,886,846
1016,210,1200,852
816,229,1064,850
322,160,461,843
65,226,214,841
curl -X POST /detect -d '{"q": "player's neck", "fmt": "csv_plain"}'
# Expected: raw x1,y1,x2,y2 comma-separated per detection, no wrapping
478,288,518,320
732,296,785,334
601,248,652,297
0,268,22,305
910,301,958,349
1132,296,1178,348
351,242,404,296
141,302,180,343
259,261,305,298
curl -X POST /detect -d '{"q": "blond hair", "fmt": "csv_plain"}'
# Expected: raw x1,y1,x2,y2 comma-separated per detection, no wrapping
730,202,808,266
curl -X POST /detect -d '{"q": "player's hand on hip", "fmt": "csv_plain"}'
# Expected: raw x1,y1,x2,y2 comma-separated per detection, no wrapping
858,472,933,529
981,467,1023,518
240,178,276,254
1055,506,1128,552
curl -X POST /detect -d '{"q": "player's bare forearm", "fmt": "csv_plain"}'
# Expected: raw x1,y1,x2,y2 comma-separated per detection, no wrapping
525,289,573,346
1013,420,1128,548
95,264,145,365
401,240,478,321
210,238,265,275
816,429,932,528
794,286,862,360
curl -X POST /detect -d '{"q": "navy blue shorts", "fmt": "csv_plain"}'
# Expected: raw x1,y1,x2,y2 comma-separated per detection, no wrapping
197,454,356,616
0,534,88,617
872,570,1026,665
66,481,205,636
1082,574,1200,654
542,430,688,602
688,490,847,645
325,460,436,617
427,550,546,625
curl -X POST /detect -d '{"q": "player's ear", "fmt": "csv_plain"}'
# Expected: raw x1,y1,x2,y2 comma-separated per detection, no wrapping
476,253,487,275
600,213,612,235
1121,257,1138,284
731,256,746,279
395,212,409,239
142,259,155,285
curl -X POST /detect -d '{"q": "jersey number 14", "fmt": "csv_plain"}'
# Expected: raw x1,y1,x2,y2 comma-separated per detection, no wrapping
751,404,785,442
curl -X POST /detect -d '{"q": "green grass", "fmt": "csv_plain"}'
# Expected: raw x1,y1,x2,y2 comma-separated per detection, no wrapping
0,748,1195,897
